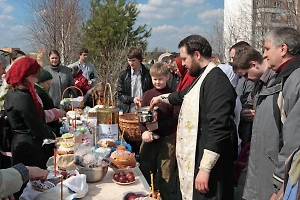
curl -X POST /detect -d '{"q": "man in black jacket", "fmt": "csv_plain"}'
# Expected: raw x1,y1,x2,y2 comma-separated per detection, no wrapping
117,47,153,113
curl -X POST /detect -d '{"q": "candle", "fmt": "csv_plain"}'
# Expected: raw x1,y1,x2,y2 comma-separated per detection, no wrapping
157,191,160,200
70,95,74,111
74,109,77,129
54,148,57,176
150,172,154,199
120,129,125,144
60,176,63,200
148,186,152,197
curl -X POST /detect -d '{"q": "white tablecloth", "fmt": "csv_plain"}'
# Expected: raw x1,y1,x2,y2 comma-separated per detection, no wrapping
82,167,149,200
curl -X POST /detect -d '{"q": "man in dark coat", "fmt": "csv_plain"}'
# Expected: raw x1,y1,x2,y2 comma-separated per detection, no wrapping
150,35,237,200
117,47,153,113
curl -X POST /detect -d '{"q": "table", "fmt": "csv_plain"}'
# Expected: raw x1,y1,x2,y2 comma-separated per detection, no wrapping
82,167,149,200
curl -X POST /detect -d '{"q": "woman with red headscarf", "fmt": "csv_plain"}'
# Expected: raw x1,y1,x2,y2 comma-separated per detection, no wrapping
4,57,56,167
172,57,196,91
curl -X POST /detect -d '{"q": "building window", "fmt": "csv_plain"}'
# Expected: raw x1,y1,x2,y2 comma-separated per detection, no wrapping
274,1,281,8
271,13,275,20
287,15,293,24
264,0,269,5
287,2,293,8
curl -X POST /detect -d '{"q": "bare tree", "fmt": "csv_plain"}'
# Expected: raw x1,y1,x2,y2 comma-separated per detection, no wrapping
205,17,226,63
280,0,300,29
223,0,253,60
93,38,130,92
24,0,86,65
223,0,298,56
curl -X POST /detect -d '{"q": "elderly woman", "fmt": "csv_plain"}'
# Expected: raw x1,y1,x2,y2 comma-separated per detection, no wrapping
35,70,65,136
44,50,76,108
170,57,195,91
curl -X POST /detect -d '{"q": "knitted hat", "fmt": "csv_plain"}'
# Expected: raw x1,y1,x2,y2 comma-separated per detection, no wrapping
38,70,52,83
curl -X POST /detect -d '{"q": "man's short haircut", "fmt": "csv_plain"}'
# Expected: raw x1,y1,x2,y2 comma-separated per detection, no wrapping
231,47,264,71
127,47,143,61
150,62,169,77
264,27,300,56
10,50,26,63
229,41,251,52
79,47,89,55
178,34,212,57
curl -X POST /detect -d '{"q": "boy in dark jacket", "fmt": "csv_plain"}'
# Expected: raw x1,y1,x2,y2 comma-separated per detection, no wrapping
139,62,178,200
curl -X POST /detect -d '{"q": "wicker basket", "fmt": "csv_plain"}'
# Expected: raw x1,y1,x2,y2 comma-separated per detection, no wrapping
119,113,141,141
60,86,84,111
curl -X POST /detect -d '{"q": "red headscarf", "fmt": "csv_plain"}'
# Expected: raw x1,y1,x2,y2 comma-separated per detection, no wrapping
175,57,196,91
6,57,43,119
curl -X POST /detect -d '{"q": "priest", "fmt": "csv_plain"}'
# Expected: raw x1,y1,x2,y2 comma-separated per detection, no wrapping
150,35,237,200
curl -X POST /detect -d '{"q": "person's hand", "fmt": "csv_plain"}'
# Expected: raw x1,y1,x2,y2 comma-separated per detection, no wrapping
149,96,162,110
242,109,255,122
26,166,49,181
195,169,210,194
270,193,276,200
58,109,66,118
146,121,158,131
8,195,15,200
88,80,92,85
142,131,153,142
134,97,141,107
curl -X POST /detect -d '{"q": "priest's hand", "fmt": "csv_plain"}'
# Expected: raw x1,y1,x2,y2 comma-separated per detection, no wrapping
142,131,153,142
195,169,210,194
270,193,276,200
134,97,141,107
149,96,162,109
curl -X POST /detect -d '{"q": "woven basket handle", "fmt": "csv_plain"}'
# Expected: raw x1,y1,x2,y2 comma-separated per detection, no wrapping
103,83,114,108
61,86,83,99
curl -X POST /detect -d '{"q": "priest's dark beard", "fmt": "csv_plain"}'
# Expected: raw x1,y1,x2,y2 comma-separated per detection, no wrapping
188,59,201,77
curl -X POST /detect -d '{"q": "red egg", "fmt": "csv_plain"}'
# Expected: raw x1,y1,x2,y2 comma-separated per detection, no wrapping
60,171,67,179
119,175,127,183
127,195,137,200
126,171,134,178
113,173,120,181
124,193,136,200
119,171,126,176
126,174,135,182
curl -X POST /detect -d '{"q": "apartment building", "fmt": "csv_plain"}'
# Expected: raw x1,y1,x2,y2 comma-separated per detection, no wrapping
224,0,299,57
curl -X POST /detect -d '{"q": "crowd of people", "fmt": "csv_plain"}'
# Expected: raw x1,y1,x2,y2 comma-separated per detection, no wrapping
0,26,300,200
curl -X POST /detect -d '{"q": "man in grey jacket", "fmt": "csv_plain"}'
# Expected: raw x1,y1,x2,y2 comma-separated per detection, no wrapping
243,27,300,200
